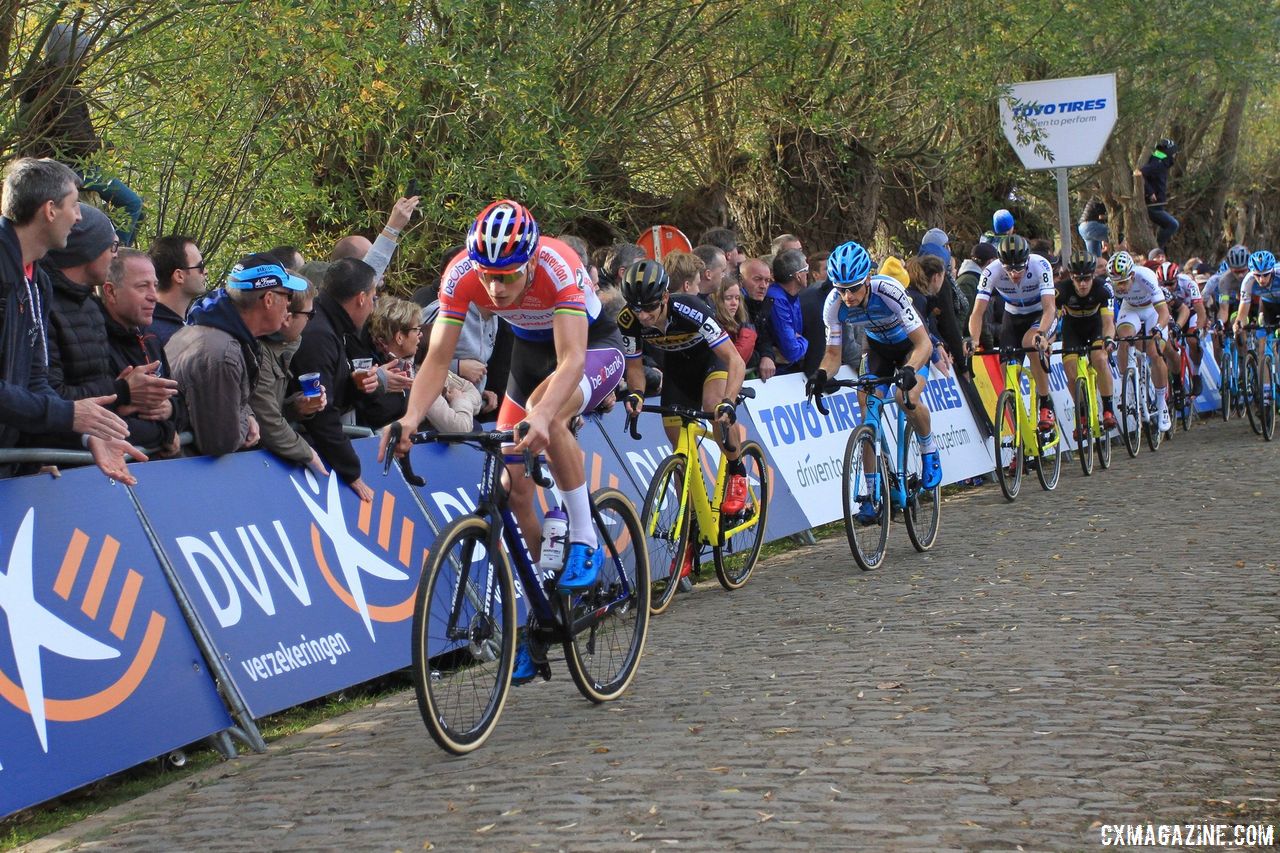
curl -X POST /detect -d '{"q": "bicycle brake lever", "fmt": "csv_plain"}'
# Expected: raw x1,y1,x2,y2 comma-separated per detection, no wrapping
626,410,642,441
523,449,553,489
398,454,426,488
810,391,830,417
382,423,400,477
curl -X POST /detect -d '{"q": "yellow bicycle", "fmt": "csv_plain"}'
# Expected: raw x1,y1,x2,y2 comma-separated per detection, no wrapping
977,345,1064,500
1064,340,1114,475
626,390,769,614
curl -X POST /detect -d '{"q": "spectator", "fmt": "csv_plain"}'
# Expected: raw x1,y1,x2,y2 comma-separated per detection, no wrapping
699,227,742,277
692,245,728,300
1078,198,1109,257
419,300,499,415
766,248,809,374
168,254,304,457
147,234,208,347
19,25,143,245
904,254,960,376
992,209,1015,238
807,251,829,288
267,245,305,271
598,242,646,291
99,249,183,456
558,235,597,290
374,297,481,431
664,251,704,296
710,277,758,367
798,257,834,376
291,257,380,499
957,242,999,351
740,257,778,379
360,295,422,428
770,233,802,255
1136,138,1180,252
331,195,419,284
918,231,967,361
0,156,139,480
249,273,327,476
44,203,119,401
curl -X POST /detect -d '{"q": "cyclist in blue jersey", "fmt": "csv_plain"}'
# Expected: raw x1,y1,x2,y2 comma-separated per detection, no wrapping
805,241,941,521
1236,251,1280,396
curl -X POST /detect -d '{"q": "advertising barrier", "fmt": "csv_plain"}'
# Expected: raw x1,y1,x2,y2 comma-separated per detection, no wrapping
0,470,231,817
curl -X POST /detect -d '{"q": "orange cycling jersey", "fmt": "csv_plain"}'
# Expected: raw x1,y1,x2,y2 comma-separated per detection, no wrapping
438,237,601,342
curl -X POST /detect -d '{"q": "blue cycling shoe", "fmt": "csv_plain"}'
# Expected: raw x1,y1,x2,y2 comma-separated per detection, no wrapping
557,543,602,592
921,451,942,489
854,500,880,526
511,642,537,685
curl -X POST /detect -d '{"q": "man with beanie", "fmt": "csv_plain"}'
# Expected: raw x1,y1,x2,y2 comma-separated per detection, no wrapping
766,248,810,374
1136,138,1180,251
167,253,305,457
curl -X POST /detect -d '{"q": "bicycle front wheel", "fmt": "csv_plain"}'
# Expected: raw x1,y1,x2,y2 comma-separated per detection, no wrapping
562,488,650,703
994,390,1022,500
1074,377,1094,476
412,514,516,755
1244,352,1262,435
1262,353,1276,441
902,430,940,552
713,440,769,590
1220,355,1233,421
1121,368,1140,458
641,453,689,615
842,424,890,570
1036,419,1063,491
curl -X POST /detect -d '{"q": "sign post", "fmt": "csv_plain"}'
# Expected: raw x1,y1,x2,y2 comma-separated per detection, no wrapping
999,73,1118,258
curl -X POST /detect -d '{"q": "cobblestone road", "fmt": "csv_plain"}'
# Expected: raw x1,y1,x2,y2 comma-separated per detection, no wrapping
28,418,1279,852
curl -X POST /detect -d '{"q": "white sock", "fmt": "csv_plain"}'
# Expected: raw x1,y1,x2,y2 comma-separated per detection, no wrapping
1155,386,1168,413
919,432,937,454
561,483,596,548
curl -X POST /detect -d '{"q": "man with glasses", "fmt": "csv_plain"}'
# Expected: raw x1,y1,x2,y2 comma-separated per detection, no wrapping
383,199,625,640
168,253,306,457
965,234,1058,430
807,240,941,522
617,258,748,506
148,234,208,347
1108,250,1172,432
1055,250,1117,433
766,248,811,375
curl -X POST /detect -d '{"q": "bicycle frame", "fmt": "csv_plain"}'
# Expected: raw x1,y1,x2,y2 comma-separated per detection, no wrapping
1001,358,1052,456
1064,343,1108,440
659,417,757,547
858,387,916,509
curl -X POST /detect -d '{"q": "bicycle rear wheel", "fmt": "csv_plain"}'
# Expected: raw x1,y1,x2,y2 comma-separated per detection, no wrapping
713,440,769,590
412,514,516,755
640,453,689,615
562,488,650,703
994,390,1022,500
1179,359,1193,431
1144,378,1163,452
1220,353,1233,421
1262,353,1276,441
1245,352,1262,435
1074,377,1094,476
842,424,890,570
902,431,940,552
1120,367,1140,458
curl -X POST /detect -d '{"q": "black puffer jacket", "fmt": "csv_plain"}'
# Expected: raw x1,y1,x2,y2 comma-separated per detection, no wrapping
102,306,183,451
45,266,124,401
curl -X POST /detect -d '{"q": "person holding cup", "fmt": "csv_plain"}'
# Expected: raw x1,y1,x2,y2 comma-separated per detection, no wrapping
249,273,328,477
369,295,480,431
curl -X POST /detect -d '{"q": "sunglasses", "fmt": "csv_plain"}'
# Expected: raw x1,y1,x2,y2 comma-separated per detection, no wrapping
1070,274,1093,281
478,263,527,284
629,301,663,314
178,260,207,272
833,278,869,291
292,308,317,319
1006,264,1028,273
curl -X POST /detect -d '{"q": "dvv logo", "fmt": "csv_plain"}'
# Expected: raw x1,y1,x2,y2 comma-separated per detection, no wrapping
290,470,427,640
0,508,166,752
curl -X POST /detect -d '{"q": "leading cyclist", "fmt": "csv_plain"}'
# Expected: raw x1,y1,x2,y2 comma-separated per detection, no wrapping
806,241,941,524
1109,251,1172,433
380,200,625,598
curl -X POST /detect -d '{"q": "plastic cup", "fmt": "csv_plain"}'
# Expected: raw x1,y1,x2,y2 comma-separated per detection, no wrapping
299,372,322,397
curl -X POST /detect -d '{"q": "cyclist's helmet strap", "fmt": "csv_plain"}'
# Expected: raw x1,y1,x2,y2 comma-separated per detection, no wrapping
827,241,872,287
467,199,540,267
997,234,1030,267
1248,250,1276,275
1067,249,1096,276
620,259,669,306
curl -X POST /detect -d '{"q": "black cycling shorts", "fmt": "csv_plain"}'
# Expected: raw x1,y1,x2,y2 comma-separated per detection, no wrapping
1000,311,1042,351
661,347,727,410
1060,314,1103,356
863,338,913,380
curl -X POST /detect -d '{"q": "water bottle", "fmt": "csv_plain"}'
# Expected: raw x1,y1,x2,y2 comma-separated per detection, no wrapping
539,506,569,572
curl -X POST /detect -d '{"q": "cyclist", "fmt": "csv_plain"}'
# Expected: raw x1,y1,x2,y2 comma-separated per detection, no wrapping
381,199,625,597
1109,251,1173,432
1155,260,1206,397
805,241,940,523
1235,250,1280,398
617,259,748,512
965,234,1058,430
1055,249,1117,435
1202,244,1249,362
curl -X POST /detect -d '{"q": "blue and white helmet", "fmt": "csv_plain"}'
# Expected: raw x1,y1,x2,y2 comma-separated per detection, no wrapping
466,199,540,268
827,241,872,288
1248,250,1276,275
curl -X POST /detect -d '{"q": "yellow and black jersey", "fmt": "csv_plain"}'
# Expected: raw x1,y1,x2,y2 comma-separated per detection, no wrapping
618,294,730,357
1055,277,1114,318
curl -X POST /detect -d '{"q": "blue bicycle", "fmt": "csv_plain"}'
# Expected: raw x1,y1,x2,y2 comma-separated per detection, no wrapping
1215,321,1247,423
809,373,941,570
1245,323,1279,441
384,423,650,754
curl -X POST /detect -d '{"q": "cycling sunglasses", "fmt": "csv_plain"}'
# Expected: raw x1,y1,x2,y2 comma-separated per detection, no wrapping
832,276,870,291
628,300,663,313
478,263,528,284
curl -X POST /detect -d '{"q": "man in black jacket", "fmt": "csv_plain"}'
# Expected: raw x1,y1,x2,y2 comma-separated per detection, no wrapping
0,156,140,480
1136,138,1180,252
101,249,183,456
44,202,117,401
292,258,379,501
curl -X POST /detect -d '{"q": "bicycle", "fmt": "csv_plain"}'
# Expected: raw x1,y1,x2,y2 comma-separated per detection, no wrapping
1166,325,1198,435
383,422,650,755
1116,331,1165,457
974,346,1063,501
1213,321,1246,423
1245,322,1279,441
807,372,941,570
626,389,768,614
1063,340,1113,476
